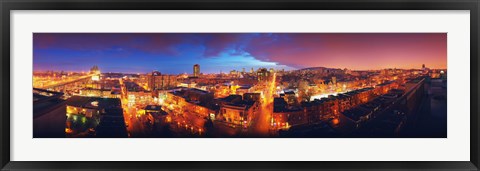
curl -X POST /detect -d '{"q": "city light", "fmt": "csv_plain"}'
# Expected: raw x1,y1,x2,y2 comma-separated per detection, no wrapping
33,33,447,138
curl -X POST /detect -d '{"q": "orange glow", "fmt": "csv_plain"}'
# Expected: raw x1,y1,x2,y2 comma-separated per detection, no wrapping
332,118,340,125
65,128,73,134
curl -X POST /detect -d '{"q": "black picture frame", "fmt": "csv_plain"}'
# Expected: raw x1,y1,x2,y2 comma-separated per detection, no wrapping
1,0,479,170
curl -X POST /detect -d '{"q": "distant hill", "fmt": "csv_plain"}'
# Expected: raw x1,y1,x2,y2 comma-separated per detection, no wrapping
298,67,342,71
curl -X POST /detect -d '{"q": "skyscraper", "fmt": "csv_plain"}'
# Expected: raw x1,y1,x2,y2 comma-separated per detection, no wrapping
90,65,100,74
90,65,100,81
257,68,269,81
193,64,200,77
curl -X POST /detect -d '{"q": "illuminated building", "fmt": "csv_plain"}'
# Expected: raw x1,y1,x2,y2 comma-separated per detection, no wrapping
229,70,241,78
217,95,256,125
65,96,123,137
214,83,237,98
144,105,170,123
243,92,261,102
79,79,122,98
321,97,339,117
187,101,218,119
138,74,150,88
33,88,66,138
147,71,177,91
123,80,153,105
336,94,353,113
182,88,213,102
338,89,404,129
220,99,258,126
302,99,322,123
374,81,399,95
127,94,136,107
90,65,101,81
339,106,374,128
282,91,297,105
163,88,219,121
345,88,375,106
302,86,382,124
91,75,100,81
193,64,200,77
90,65,100,74
66,96,122,118
80,88,121,98
257,68,269,81
272,98,305,129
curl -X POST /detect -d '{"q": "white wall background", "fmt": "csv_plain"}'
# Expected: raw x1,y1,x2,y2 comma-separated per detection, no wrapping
11,10,470,161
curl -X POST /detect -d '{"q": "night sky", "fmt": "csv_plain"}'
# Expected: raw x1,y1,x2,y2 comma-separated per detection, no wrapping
33,33,447,74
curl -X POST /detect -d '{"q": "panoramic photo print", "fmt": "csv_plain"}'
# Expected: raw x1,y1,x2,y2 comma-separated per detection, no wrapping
33,33,447,138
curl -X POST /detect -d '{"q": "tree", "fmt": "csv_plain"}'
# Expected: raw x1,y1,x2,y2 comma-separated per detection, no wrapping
298,80,314,102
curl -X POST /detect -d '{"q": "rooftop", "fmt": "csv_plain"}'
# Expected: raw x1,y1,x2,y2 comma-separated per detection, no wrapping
377,81,394,86
33,88,65,118
221,95,243,103
95,107,128,138
66,96,121,110
238,85,252,89
273,98,288,113
342,107,372,121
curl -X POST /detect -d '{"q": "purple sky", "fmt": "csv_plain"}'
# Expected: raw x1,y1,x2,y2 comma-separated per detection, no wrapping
33,33,447,74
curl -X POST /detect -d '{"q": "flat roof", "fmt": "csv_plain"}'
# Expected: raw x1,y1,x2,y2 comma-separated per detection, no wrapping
33,88,65,118
145,105,162,111
273,98,288,113
66,96,121,110
221,95,242,103
342,107,372,121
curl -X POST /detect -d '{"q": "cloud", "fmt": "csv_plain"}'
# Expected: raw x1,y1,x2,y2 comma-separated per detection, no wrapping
34,33,193,57
242,33,447,70
33,33,447,71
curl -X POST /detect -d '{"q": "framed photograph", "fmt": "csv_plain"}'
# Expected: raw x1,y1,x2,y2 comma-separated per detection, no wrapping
1,0,479,170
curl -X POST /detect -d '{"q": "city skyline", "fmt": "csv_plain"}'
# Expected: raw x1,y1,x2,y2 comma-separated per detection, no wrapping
33,33,447,138
33,33,447,74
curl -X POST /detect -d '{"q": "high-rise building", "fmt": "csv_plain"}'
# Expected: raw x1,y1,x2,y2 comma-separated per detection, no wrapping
90,65,101,81
257,68,270,81
147,71,177,91
193,64,200,77
90,65,100,74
